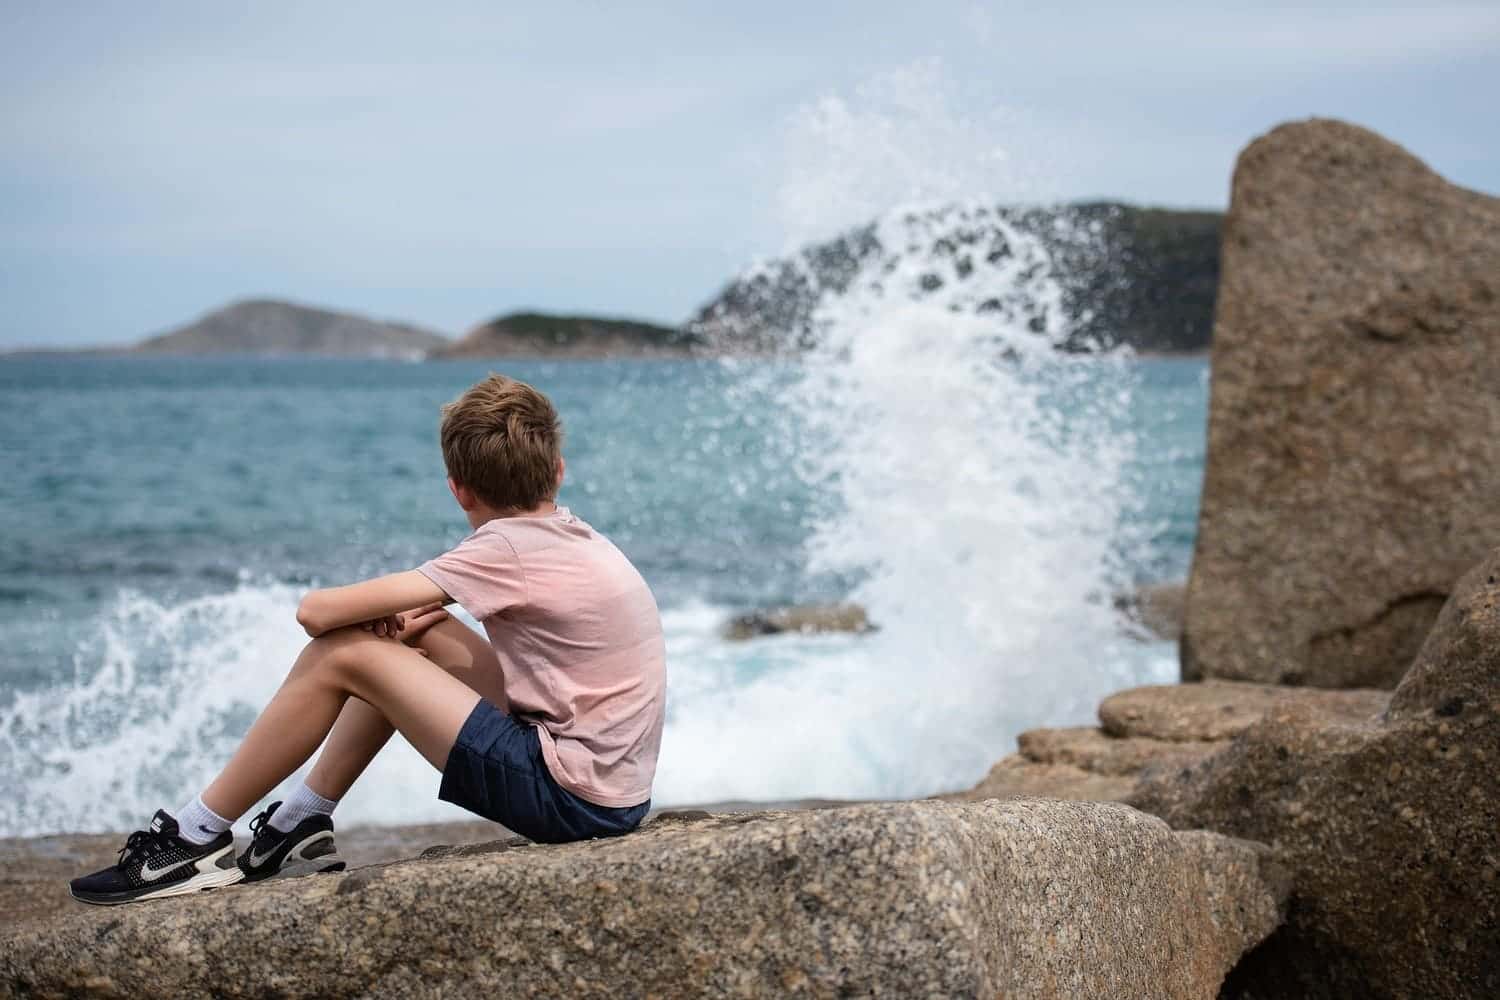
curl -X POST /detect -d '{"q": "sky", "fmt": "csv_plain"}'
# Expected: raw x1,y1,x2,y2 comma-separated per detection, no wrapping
2,1,1498,348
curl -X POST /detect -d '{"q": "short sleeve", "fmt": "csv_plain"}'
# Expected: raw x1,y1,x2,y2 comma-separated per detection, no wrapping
416,526,527,621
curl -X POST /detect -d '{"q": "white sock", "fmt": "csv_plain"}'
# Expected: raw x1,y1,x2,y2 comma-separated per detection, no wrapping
270,781,338,834
176,795,233,846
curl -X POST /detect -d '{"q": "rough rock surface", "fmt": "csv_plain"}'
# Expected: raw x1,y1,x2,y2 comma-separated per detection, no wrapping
1017,726,1220,776
949,754,1140,803
949,681,1386,806
1099,681,1389,743
1182,117,1500,688
1135,549,1500,999
0,800,1286,1000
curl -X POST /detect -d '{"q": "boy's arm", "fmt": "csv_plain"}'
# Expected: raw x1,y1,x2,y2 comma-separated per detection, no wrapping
296,570,451,638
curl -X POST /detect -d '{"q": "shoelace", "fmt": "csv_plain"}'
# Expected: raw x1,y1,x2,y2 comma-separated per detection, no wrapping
117,828,172,866
246,802,282,848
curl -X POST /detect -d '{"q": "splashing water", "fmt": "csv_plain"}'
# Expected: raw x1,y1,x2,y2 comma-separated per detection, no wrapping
650,206,1163,803
649,67,1174,804
0,584,487,835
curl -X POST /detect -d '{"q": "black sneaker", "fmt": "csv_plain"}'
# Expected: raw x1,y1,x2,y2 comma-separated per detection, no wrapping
236,801,346,882
70,809,243,906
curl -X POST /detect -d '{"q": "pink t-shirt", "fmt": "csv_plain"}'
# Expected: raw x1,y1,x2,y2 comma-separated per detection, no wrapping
416,506,666,808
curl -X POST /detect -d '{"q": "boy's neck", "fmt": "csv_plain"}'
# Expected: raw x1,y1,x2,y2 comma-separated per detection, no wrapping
467,499,559,530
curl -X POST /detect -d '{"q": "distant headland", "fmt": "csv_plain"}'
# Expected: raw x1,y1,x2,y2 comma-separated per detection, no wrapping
5,201,1223,360
134,299,448,359
3,299,449,360
431,312,702,359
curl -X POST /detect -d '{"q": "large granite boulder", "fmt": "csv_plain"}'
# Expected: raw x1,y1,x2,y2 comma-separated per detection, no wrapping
1134,548,1500,998
1183,117,1500,688
0,800,1287,999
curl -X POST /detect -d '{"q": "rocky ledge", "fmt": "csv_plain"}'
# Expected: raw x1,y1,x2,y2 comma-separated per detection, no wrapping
946,680,1389,805
0,800,1285,999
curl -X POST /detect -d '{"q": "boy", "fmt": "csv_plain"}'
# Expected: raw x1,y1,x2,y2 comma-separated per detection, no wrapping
71,374,667,905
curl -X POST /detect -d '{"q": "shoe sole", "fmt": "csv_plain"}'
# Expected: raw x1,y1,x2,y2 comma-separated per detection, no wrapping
272,854,347,880
240,831,347,883
70,845,244,906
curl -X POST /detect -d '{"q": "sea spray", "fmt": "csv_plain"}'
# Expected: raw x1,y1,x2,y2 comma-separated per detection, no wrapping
650,67,1173,804
650,210,1163,803
0,584,482,835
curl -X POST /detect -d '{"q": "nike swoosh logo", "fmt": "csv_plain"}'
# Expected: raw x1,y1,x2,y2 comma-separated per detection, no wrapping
247,841,282,868
139,856,189,882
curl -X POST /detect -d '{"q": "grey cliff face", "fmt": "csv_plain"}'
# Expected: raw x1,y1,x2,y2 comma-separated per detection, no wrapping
1182,117,1500,689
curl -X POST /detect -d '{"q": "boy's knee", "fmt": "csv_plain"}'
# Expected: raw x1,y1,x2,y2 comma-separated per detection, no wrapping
300,628,371,681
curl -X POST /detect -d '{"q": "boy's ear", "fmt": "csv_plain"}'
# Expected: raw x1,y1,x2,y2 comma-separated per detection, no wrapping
448,476,476,511
555,457,565,492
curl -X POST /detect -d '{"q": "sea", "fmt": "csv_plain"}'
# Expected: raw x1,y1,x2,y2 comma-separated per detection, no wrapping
0,348,1207,838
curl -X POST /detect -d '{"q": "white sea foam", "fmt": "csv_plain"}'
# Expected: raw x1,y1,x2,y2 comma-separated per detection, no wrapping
0,583,475,836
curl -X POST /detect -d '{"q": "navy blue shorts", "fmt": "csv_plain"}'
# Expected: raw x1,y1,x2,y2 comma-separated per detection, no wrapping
439,698,649,844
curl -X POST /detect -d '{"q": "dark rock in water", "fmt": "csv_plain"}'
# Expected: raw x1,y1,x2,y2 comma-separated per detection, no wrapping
132,298,450,358
721,602,874,640
689,201,1220,355
0,800,1286,999
429,310,702,359
1134,548,1500,999
1183,117,1500,688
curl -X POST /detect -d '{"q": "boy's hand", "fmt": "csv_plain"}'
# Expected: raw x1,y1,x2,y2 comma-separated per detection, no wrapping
358,602,449,645
360,614,406,639
397,602,449,645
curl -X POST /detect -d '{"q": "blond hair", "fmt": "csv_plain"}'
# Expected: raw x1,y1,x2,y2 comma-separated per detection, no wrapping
439,373,562,511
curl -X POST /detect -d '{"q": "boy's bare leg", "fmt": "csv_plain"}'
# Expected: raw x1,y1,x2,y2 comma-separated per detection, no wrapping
198,621,496,821
303,616,507,800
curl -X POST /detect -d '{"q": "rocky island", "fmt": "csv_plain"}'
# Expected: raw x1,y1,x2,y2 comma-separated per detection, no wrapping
428,311,702,359
131,299,450,359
